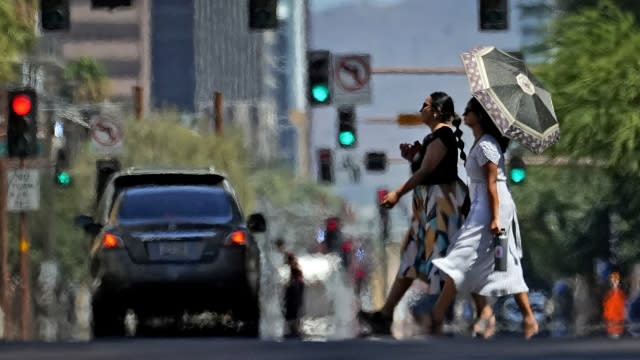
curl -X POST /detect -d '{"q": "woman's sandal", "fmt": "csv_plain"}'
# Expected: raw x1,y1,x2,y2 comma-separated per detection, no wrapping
357,310,392,335
472,314,496,339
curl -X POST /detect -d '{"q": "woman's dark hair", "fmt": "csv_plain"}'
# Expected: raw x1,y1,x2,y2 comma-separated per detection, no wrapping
467,97,510,153
431,91,466,162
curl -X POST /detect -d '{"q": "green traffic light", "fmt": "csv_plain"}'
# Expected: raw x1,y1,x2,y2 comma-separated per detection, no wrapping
56,171,72,186
510,168,526,184
339,131,356,147
311,84,330,103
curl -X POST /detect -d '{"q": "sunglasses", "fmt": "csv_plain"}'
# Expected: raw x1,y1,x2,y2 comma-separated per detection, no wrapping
420,102,430,112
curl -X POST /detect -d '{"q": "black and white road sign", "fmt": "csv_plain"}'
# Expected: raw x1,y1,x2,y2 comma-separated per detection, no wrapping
90,114,124,154
333,54,372,105
8,168,40,212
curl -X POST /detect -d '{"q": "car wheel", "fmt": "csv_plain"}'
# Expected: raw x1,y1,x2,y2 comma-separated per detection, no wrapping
92,299,126,338
236,300,260,337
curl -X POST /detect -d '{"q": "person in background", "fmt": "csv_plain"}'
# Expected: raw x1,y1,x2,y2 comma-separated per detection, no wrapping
603,271,626,338
275,238,305,338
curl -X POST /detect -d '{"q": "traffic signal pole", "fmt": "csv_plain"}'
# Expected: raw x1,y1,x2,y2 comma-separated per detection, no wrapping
0,159,9,338
18,158,31,341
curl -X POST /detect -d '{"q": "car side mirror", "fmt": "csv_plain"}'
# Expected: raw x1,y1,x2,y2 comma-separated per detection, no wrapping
73,215,102,237
247,213,267,233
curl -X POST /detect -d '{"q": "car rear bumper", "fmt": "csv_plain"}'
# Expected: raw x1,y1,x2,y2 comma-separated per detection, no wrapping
95,247,257,309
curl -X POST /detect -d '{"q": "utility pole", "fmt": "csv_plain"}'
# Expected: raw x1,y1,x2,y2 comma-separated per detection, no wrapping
0,158,9,338
18,158,31,341
133,85,143,121
372,66,466,75
213,91,223,135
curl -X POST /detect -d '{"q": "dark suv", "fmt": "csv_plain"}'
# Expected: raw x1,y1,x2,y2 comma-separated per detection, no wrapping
75,168,266,337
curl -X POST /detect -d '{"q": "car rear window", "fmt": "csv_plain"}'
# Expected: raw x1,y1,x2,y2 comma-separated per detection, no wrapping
116,185,235,223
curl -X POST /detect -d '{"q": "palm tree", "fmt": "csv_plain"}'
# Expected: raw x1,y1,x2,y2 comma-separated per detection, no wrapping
63,57,110,103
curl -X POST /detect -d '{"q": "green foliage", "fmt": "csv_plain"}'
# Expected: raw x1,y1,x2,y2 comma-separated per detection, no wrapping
537,1,640,174
513,165,612,283
63,57,110,103
0,0,36,82
512,1,640,284
558,0,640,24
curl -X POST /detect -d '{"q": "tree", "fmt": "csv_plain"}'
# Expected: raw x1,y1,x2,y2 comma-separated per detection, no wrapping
557,0,640,24
0,0,36,82
63,57,111,103
538,1,640,174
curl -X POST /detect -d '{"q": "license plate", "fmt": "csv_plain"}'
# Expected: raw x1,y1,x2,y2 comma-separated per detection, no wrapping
158,242,187,257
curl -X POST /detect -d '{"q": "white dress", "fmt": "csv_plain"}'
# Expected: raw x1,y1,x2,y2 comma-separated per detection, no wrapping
432,134,529,296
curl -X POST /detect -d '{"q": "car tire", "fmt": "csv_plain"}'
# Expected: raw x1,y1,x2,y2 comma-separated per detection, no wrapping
236,299,260,337
92,298,126,338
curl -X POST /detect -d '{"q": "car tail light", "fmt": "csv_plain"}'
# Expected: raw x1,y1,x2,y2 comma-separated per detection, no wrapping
102,232,122,249
228,230,247,246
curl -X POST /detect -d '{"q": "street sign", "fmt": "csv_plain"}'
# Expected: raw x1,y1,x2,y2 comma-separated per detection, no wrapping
7,168,40,212
90,114,124,154
333,54,372,105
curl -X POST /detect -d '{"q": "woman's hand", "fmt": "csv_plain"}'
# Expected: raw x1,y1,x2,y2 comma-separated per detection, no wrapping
490,217,501,235
380,191,400,209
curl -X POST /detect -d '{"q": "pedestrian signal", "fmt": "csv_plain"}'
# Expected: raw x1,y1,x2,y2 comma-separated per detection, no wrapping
365,152,387,172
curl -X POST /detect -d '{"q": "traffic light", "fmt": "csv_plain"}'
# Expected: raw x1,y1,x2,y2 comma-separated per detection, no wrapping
365,152,387,172
317,148,334,184
54,148,72,187
248,0,278,30
7,88,38,158
337,105,356,148
509,155,526,184
307,50,332,106
91,0,132,9
95,158,121,204
324,217,341,253
40,0,70,31
479,0,508,31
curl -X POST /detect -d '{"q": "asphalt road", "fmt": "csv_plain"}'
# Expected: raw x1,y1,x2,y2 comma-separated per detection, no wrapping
0,337,639,360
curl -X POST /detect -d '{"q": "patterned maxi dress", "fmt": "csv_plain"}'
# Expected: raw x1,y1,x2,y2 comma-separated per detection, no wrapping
396,127,469,295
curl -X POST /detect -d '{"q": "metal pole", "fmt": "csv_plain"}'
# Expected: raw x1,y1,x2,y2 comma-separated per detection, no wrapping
0,159,9,338
18,159,30,341
372,66,466,75
133,86,143,121
214,91,223,135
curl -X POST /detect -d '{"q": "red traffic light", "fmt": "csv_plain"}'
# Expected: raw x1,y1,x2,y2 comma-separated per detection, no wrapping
326,217,339,232
11,94,33,116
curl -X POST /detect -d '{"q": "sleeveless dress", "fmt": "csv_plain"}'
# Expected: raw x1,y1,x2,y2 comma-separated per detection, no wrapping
432,134,529,296
396,127,468,295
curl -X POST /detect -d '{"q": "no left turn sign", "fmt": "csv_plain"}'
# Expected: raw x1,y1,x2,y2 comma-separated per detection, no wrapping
90,115,124,154
333,54,372,105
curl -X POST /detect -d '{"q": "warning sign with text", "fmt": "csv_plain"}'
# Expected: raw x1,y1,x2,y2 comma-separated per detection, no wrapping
8,168,40,212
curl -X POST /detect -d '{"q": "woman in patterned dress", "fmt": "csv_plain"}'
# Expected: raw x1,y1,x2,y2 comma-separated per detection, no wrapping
359,92,487,335
430,97,539,339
